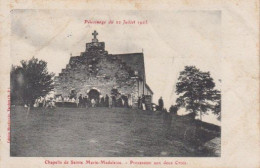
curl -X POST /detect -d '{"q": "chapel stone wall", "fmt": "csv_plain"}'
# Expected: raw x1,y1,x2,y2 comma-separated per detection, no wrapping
54,42,141,107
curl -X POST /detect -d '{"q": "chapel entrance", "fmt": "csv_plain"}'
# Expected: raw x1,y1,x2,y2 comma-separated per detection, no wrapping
88,89,100,101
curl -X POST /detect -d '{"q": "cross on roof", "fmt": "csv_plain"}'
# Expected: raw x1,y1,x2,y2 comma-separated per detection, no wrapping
92,30,98,42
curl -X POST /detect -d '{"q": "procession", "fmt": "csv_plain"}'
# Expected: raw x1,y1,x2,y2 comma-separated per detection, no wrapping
33,94,129,109
32,93,161,111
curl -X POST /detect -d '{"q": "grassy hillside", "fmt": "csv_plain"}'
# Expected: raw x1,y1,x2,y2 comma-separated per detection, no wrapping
11,106,220,157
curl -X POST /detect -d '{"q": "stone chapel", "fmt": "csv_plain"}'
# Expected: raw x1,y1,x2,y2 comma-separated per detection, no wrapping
54,31,153,109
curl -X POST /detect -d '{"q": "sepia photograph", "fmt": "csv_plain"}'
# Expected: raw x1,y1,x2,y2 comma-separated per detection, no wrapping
10,10,222,157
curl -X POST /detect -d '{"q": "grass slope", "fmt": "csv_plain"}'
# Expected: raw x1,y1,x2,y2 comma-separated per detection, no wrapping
11,106,220,157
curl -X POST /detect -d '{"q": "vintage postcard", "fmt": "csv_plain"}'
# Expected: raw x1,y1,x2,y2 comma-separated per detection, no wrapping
0,0,259,168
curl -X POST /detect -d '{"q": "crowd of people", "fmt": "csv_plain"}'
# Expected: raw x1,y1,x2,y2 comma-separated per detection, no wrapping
33,94,164,111
77,94,132,108
77,94,109,108
33,94,133,108
137,95,148,110
136,95,164,111
33,96,56,108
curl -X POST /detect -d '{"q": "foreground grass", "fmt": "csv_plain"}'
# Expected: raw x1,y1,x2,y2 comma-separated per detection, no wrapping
11,106,220,157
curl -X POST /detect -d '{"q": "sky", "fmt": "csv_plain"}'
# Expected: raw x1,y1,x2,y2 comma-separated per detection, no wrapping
11,10,221,125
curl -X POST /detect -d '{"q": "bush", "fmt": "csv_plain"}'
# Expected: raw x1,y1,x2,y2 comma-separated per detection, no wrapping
169,105,178,115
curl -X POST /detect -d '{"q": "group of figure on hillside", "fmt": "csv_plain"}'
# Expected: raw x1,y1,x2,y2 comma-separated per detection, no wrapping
137,95,164,111
33,94,165,111
33,96,56,108
33,94,132,108
78,94,131,108
137,94,151,110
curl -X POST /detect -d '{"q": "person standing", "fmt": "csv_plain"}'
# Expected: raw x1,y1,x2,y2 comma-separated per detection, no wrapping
138,96,141,109
83,96,88,108
91,98,96,107
128,94,132,107
100,96,105,107
158,96,164,111
141,95,146,110
112,96,116,107
78,94,83,108
105,94,109,107
109,95,112,108
39,96,43,107
118,96,123,107
124,96,129,108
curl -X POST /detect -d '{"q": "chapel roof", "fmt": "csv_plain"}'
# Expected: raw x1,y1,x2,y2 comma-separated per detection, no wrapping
110,53,145,81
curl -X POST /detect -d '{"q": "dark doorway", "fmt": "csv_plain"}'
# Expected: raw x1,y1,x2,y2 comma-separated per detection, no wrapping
88,89,100,101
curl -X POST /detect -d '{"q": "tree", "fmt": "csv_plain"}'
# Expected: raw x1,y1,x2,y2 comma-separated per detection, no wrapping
175,66,221,120
11,57,54,105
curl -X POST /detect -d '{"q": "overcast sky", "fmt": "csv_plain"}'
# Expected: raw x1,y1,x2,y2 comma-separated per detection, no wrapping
11,10,221,125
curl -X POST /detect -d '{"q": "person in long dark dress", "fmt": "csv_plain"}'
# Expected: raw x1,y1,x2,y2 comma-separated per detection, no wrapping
78,94,83,108
112,96,116,107
100,96,105,107
96,97,100,107
138,96,141,109
158,96,164,111
105,94,109,107
122,95,129,108
117,97,123,107
124,96,129,108
83,96,88,108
